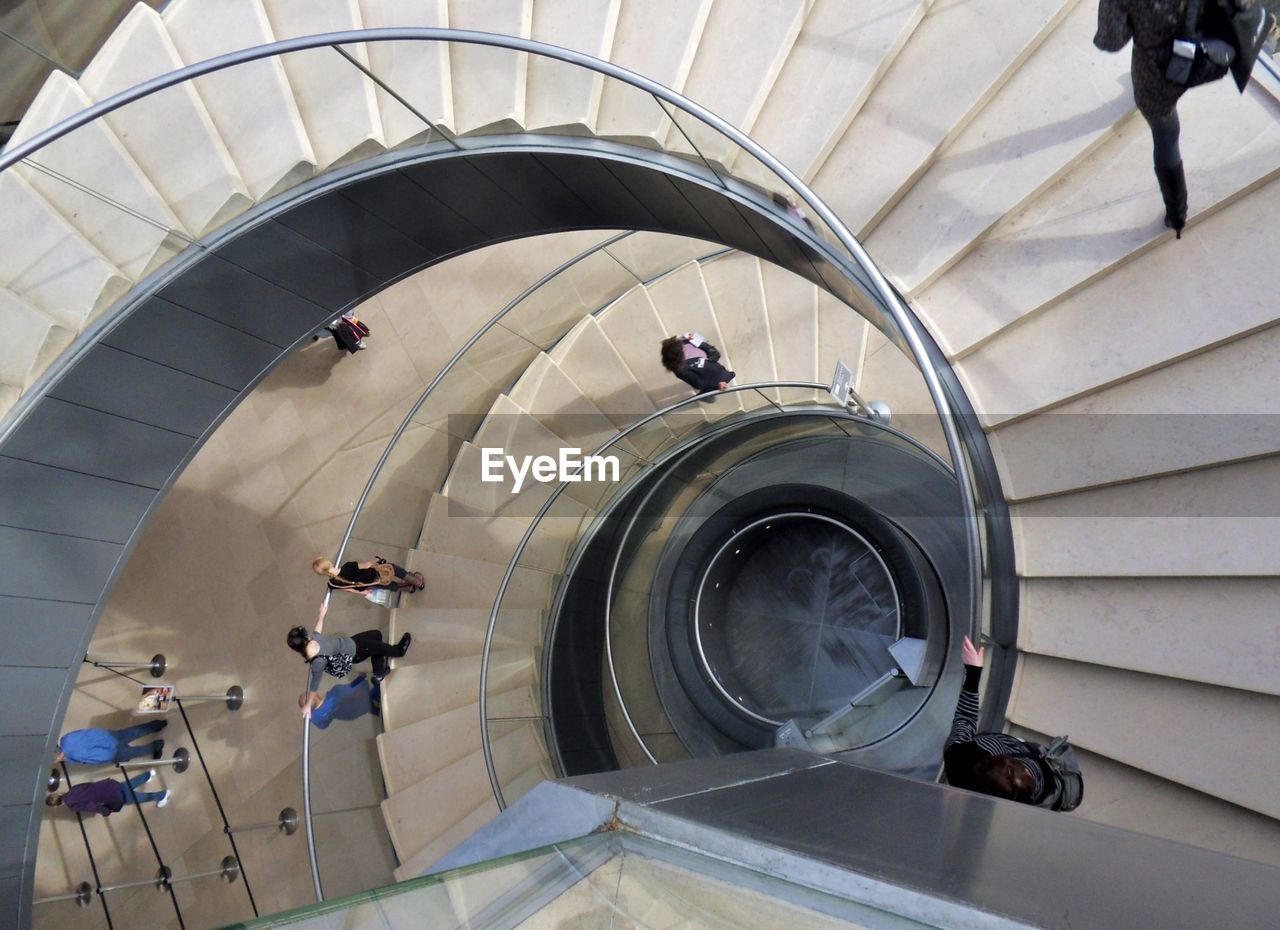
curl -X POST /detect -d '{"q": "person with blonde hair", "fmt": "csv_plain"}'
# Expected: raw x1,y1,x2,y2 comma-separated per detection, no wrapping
312,555,423,598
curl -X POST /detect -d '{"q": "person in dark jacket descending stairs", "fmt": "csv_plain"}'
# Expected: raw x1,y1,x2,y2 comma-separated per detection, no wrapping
660,332,735,395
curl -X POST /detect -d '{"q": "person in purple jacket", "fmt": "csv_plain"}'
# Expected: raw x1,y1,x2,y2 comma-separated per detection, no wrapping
55,719,167,765
46,771,170,815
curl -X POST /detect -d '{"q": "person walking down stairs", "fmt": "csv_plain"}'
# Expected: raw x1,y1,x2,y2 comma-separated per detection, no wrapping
289,598,411,717
660,332,736,395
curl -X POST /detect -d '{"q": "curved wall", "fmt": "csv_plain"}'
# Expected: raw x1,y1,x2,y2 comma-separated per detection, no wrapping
0,135,920,927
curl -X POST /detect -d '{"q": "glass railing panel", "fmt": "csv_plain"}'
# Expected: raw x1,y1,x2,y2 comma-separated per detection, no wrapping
603,231,723,282
501,245,642,348
485,716,554,809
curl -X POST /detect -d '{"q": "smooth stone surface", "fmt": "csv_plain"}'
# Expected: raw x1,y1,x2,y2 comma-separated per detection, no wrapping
446,0,531,133
760,257,817,381
742,0,928,184
163,0,317,199
525,0,620,131
868,0,1132,294
554,315,659,426
919,80,1280,360
597,283,694,412
1009,654,1280,820
1020,577,1280,698
358,0,455,145
0,287,72,393
811,0,1071,236
701,253,779,387
261,0,386,168
80,5,252,236
594,0,713,142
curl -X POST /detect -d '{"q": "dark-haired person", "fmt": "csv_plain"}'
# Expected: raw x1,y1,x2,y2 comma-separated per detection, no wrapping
660,332,735,395
47,772,170,815
943,636,1056,806
1093,0,1263,238
288,605,410,718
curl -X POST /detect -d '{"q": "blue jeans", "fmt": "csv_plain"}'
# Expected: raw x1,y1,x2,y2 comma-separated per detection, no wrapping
123,771,165,805
109,720,165,763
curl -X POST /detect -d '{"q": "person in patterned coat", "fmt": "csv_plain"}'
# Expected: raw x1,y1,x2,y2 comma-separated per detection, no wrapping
1093,0,1259,238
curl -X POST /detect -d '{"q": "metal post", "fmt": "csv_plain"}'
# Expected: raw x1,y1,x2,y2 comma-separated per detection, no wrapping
119,747,189,773
85,654,166,678
33,883,93,907
154,857,241,888
179,685,244,711
226,808,299,837
47,767,62,792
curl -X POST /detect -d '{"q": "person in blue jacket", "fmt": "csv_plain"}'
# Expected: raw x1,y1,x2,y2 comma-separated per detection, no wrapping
301,673,380,729
55,719,167,765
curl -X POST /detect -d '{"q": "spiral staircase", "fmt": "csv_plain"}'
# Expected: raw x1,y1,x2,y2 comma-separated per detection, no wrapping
7,0,1280,927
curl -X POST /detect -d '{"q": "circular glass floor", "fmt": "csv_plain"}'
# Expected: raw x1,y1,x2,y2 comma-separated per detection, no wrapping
694,514,900,724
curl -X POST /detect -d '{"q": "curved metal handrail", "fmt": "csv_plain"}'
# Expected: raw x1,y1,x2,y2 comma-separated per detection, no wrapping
586,388,956,771
479,380,855,801
3,28,986,904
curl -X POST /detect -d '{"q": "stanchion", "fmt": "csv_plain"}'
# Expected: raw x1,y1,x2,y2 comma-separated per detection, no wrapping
226,808,299,837
47,767,62,792
57,763,115,928
119,747,189,773
85,654,166,678
33,882,93,907
179,685,244,711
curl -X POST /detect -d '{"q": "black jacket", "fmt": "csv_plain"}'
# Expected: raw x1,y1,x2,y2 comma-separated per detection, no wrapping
673,339,733,394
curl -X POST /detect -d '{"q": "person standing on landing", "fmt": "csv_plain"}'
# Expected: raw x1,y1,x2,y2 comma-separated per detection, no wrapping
1093,0,1262,238
55,720,167,765
47,771,171,815
660,332,736,395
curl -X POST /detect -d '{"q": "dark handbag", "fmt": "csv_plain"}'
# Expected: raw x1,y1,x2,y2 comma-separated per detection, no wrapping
1228,4,1275,91
1166,0,1234,87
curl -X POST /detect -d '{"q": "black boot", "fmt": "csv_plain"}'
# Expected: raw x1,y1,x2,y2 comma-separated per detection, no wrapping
1155,162,1187,239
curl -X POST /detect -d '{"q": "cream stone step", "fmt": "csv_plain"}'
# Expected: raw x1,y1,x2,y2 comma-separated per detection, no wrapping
1008,654,1280,821
357,0,455,147
498,757,553,808
440,440,554,523
447,0,531,134
0,172,128,329
79,6,252,237
700,254,778,387
0,288,74,400
380,648,534,730
406,548,555,611
811,0,1071,236
553,315,659,428
660,0,807,166
9,71,184,279
377,699,481,794
1012,457,1280,578
1007,730,1280,867
956,175,1280,427
162,0,317,200
422,490,589,575
918,82,1280,361
644,263,731,371
261,0,386,168
602,232,719,284
736,0,928,185
988,324,1280,503
759,258,817,381
506,352,620,453
1019,577,1280,698
866,0,1132,294
393,796,498,880
382,724,541,863
525,0,620,132
594,0,713,143
596,285,695,413
389,607,539,668
815,289,868,388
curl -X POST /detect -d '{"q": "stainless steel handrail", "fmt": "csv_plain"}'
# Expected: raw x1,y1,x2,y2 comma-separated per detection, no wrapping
479,380,855,802
3,28,987,903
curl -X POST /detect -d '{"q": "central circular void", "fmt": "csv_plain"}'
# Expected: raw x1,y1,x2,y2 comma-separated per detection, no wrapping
694,513,900,725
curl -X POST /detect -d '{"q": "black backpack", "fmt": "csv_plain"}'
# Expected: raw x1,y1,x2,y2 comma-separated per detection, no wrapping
1028,735,1084,813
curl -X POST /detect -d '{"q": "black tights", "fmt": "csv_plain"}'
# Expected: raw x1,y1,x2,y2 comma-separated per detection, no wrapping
351,630,405,679
1148,109,1182,169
